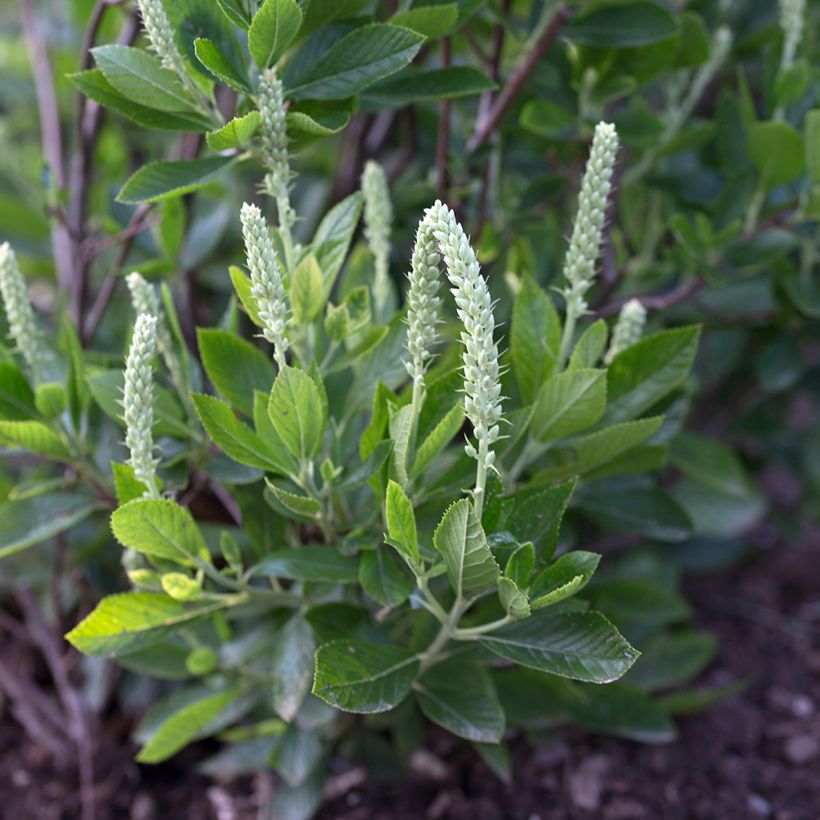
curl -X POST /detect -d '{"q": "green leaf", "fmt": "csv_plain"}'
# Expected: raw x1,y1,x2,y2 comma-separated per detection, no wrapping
530,551,600,609
627,632,717,693
0,362,36,419
569,320,608,370
250,547,359,582
91,45,199,112
390,4,458,37
577,487,692,542
193,393,290,473
415,661,505,743
748,121,806,187
34,383,66,420
312,640,419,713
411,403,465,478
273,725,322,787
112,462,150,505
216,0,253,28
511,276,561,403
805,110,820,184
570,417,663,474
287,105,351,136
508,479,575,558
670,433,755,498
229,265,264,326
117,157,235,204
531,369,606,442
59,315,89,429
248,0,303,68
336,440,392,491
388,403,414,487
272,614,315,721
198,327,275,417
285,24,425,100
206,111,260,150
265,482,321,520
0,492,99,559
312,192,363,295
433,499,499,599
362,66,494,107
592,580,690,628
289,254,326,323
137,688,241,763
268,366,325,460
69,69,212,131
111,499,207,566
498,577,531,619
566,2,677,47
161,572,202,601
66,592,226,656
359,547,415,607
505,542,535,590
194,37,251,92
602,327,700,425
0,420,70,459
385,480,420,565
479,611,639,684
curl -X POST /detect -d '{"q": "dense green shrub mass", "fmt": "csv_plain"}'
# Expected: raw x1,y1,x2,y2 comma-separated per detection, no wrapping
0,0,817,816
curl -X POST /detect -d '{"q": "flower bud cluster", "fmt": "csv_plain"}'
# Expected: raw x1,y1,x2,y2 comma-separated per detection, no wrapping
362,161,393,319
124,313,160,497
605,298,647,364
240,202,290,369
561,122,619,317
136,0,187,78
258,69,295,230
0,242,46,381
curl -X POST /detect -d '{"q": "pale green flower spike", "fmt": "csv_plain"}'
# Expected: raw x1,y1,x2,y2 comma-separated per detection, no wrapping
240,202,290,370
605,298,647,364
0,242,47,382
124,313,160,499
558,122,620,368
258,69,297,267
405,201,502,516
362,161,395,322
135,0,188,79
780,0,805,72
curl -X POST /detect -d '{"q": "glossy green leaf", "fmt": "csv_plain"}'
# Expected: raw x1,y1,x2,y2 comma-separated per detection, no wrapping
359,547,415,607
530,551,600,609
531,369,607,442
118,157,235,204
194,37,251,92
268,366,325,460
248,0,303,68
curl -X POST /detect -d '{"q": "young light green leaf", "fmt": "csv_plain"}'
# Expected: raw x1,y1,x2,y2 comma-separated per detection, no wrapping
312,640,419,713
111,499,207,566
569,319,608,370
530,551,600,609
530,369,607,442
194,37,252,92
268,366,325,460
248,0,303,68
206,111,260,150
312,192,363,295
289,254,325,323
0,420,70,459
272,614,315,721
265,481,321,520
385,479,419,565
498,577,531,619
388,403,414,487
479,611,639,683
414,661,505,743
433,498,499,599
411,403,465,478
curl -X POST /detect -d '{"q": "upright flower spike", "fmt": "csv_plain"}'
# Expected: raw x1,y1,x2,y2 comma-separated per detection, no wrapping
780,0,806,71
124,313,160,499
240,202,290,369
0,242,47,381
362,161,394,321
605,298,647,364
404,201,502,516
135,0,188,79
558,122,619,368
258,69,296,243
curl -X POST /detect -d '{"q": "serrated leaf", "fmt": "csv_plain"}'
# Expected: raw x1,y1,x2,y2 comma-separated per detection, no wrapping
411,403,465,477
112,462,149,505
385,479,419,565
289,254,325,323
504,542,535,590
286,106,350,136
388,403,414,486
567,417,664,476
272,615,315,721
265,481,321,520
498,577,531,619
268,366,325,460
206,111,260,150
111,499,207,566
312,192,363,296
433,498,499,599
138,688,241,763
507,478,575,559
248,0,303,68
312,640,419,713
194,37,252,92
285,24,424,100
415,661,505,743
118,157,235,204
531,369,606,442
198,327,275,417
569,320,608,370
359,547,414,607
249,547,359,582
479,611,639,684
0,420,70,459
530,551,600,609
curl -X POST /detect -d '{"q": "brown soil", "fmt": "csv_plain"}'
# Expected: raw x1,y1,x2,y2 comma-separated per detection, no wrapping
1,537,818,820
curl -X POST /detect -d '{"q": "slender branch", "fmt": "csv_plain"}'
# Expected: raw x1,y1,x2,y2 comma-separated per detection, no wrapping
467,5,571,153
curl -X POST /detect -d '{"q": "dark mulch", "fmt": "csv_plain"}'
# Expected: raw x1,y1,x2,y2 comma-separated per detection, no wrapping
1,534,818,820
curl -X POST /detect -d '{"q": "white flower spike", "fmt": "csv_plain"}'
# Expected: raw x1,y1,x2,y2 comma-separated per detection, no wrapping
362,160,395,321
605,298,647,364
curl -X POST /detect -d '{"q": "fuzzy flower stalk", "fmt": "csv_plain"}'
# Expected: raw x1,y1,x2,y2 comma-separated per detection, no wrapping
258,69,297,267
0,242,47,382
362,161,395,321
405,201,502,516
124,313,160,499
241,202,290,369
605,298,646,364
558,122,620,368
